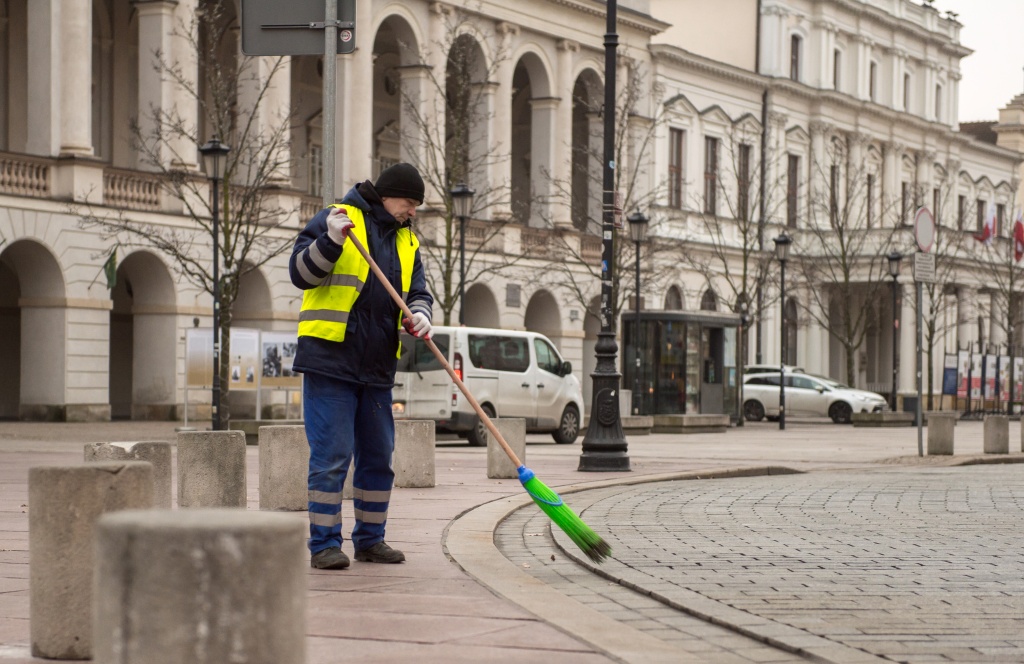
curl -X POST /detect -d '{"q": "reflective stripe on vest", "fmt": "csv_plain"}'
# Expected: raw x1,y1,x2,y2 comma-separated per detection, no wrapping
298,204,419,356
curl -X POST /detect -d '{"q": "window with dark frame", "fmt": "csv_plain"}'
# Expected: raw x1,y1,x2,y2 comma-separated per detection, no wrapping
935,84,942,121
790,35,802,81
738,144,752,221
933,188,941,224
869,62,877,101
997,203,1005,236
958,194,966,230
786,154,800,228
669,128,685,209
976,198,986,233
901,182,909,224
829,164,840,224
833,49,841,90
867,174,875,228
704,136,719,215
903,73,911,111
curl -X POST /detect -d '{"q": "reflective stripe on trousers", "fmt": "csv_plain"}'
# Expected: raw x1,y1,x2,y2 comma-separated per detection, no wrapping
304,372,395,553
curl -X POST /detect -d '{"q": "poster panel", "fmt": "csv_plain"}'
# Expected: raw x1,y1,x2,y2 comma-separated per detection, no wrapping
999,356,1011,401
941,354,958,396
957,351,969,398
1017,357,1024,403
984,355,997,399
969,353,982,399
186,328,213,388
262,331,302,388
229,328,261,391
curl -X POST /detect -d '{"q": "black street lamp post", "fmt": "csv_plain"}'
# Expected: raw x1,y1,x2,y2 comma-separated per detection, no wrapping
627,211,649,415
199,137,230,431
887,250,903,412
450,183,475,325
773,233,791,431
579,0,630,471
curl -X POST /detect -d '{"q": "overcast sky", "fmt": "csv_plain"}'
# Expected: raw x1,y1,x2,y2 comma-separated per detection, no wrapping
931,0,1024,122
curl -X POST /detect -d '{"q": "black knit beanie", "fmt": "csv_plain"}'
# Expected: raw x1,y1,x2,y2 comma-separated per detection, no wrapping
374,163,425,204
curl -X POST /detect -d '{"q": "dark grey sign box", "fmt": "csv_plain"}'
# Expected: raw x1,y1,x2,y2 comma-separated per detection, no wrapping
241,0,356,56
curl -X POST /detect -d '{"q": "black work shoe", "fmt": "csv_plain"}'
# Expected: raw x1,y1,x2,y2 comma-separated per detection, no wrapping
311,547,350,570
354,541,406,564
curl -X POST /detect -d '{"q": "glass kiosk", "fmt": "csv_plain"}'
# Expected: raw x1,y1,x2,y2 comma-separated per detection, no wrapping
622,311,742,421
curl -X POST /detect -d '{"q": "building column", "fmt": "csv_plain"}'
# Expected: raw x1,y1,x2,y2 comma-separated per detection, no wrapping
529,96,558,228
338,0,374,195
237,55,292,185
552,39,578,229
883,141,904,225
808,120,828,223
135,0,178,170
489,21,518,221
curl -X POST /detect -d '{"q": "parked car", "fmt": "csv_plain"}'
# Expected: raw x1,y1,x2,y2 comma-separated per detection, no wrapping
742,372,887,423
744,364,805,375
392,326,584,445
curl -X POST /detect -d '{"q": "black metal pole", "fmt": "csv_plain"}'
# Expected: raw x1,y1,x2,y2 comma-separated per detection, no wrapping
459,215,466,325
634,240,641,416
779,257,786,431
579,0,629,472
211,176,221,431
891,276,898,411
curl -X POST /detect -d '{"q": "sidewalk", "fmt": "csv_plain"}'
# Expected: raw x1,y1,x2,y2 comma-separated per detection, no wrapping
0,419,1021,663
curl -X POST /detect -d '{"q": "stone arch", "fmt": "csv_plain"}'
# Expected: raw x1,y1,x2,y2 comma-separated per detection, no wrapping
664,285,684,310
700,288,718,311
523,288,561,339
110,250,177,420
571,67,603,231
0,239,66,419
511,49,554,226
464,283,500,327
373,13,423,178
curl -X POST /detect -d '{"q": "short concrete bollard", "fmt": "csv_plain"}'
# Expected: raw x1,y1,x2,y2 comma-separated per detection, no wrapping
177,430,247,507
925,412,957,455
487,418,526,480
94,508,306,664
983,414,1009,454
259,426,309,511
29,462,154,660
85,441,173,508
394,420,435,488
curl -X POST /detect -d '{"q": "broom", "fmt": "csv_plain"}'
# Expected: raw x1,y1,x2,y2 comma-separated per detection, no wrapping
347,232,612,563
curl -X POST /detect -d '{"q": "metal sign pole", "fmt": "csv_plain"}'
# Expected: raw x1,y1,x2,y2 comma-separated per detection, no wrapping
322,0,337,207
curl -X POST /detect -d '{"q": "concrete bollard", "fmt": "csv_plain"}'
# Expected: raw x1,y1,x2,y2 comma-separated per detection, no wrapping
983,414,1009,454
176,430,247,507
29,462,154,660
394,420,435,488
259,426,309,511
94,508,306,664
925,412,957,455
487,418,526,480
85,441,173,509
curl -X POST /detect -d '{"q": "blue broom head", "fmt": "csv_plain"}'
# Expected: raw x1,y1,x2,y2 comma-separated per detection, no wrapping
517,465,611,563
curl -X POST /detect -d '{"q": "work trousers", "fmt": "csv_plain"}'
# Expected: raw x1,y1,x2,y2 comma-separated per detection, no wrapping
304,372,395,553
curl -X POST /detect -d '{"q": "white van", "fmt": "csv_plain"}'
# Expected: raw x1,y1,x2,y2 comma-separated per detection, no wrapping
392,326,584,446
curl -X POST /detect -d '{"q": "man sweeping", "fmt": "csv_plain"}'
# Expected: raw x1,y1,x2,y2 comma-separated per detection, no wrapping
289,163,434,570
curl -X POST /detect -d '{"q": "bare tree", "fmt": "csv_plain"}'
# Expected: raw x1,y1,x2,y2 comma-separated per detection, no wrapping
394,13,517,325
790,135,902,385
76,0,294,428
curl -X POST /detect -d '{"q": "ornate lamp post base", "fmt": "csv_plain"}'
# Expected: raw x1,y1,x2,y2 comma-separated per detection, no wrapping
579,331,631,472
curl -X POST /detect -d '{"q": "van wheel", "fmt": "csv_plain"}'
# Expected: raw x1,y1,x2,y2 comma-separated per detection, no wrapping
552,405,580,445
467,404,496,447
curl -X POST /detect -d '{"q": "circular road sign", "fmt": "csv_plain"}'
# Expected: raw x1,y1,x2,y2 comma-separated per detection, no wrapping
914,207,935,253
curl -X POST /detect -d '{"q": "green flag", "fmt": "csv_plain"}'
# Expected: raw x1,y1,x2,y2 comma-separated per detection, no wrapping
103,249,117,289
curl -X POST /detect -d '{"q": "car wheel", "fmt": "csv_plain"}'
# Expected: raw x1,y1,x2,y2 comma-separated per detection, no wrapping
552,405,581,445
829,401,853,424
467,404,496,447
743,400,765,422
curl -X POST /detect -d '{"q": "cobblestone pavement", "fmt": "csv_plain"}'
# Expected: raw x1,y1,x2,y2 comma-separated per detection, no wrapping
516,464,1024,663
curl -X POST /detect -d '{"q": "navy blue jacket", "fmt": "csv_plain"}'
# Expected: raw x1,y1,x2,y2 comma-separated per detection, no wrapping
289,182,433,387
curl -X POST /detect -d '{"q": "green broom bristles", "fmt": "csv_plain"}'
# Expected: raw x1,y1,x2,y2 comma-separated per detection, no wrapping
517,465,612,563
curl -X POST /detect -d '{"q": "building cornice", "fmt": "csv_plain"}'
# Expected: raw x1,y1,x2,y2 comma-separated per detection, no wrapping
651,44,765,91
546,0,671,36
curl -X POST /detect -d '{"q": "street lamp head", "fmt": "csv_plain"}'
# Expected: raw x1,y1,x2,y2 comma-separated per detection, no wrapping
627,210,650,244
773,232,792,262
887,250,903,279
449,182,475,220
199,137,231,182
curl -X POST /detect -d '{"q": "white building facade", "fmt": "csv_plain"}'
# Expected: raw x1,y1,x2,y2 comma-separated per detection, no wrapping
0,0,1019,421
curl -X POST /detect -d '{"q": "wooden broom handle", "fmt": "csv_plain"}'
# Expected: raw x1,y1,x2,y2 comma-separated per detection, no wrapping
346,233,523,468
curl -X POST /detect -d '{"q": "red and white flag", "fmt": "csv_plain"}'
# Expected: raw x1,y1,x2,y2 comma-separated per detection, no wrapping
974,202,996,245
1014,209,1024,262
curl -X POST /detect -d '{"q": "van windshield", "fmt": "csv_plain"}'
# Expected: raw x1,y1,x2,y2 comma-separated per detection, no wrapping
397,332,450,373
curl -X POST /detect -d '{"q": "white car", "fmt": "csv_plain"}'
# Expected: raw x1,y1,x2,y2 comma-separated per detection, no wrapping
742,372,887,424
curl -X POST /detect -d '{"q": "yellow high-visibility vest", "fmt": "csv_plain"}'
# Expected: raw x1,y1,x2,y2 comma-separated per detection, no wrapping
298,204,419,356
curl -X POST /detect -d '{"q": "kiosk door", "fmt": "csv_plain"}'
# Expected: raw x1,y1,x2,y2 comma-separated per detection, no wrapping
699,327,725,414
